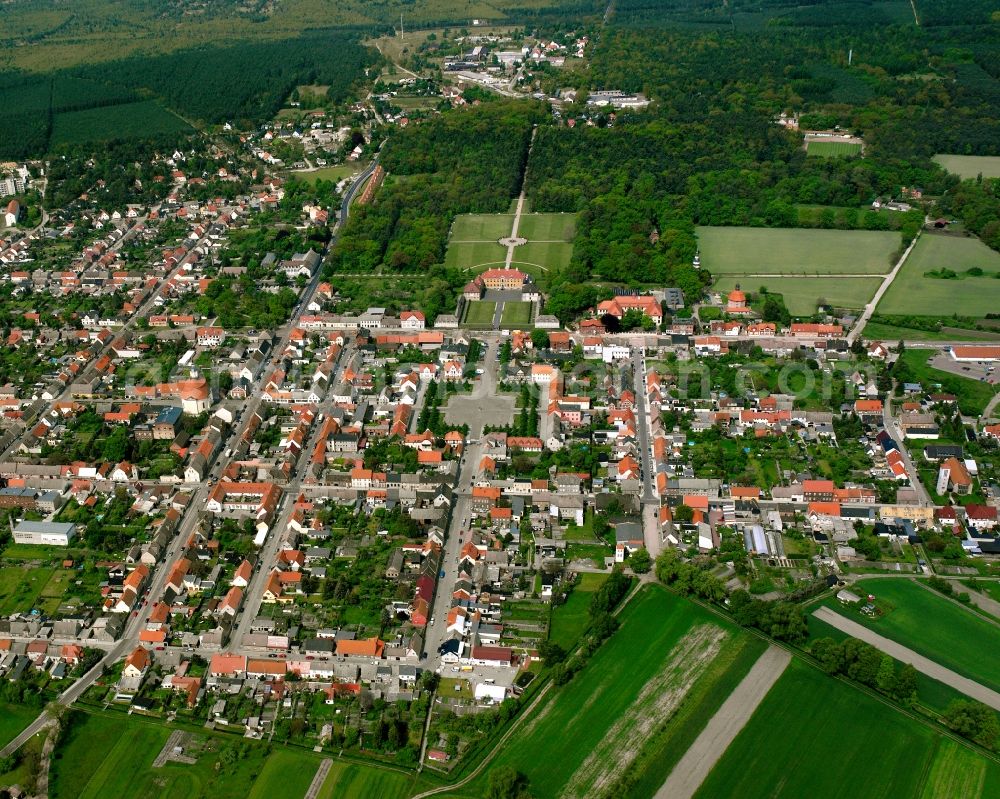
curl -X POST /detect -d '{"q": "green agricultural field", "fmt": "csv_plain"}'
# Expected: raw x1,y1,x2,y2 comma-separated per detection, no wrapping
456,586,765,799
462,300,496,327
49,101,191,148
934,154,1000,180
878,234,1000,317
806,140,863,157
825,578,1000,694
291,164,362,184
500,301,532,327
697,226,899,274
695,659,1000,799
450,214,516,241
248,750,318,799
516,212,577,241
0,702,40,750
548,572,608,650
712,275,882,315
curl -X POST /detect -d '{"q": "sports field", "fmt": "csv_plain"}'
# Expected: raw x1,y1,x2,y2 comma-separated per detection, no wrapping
462,300,496,326
934,154,1000,180
826,578,1000,694
500,301,532,327
696,226,898,274
548,573,608,650
878,234,1000,316
695,659,1000,799
462,586,766,799
712,275,882,315
806,140,863,157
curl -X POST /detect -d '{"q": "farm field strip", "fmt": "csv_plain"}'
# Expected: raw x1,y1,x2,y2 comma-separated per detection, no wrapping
694,659,1000,799
877,233,1000,317
655,646,791,799
813,607,1000,710
562,624,728,798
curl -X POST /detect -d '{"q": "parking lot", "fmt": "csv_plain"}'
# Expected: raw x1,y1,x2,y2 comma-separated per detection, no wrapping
931,352,999,385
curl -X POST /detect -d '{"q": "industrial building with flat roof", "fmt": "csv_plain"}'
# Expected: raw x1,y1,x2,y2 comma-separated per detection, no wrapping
12,520,76,546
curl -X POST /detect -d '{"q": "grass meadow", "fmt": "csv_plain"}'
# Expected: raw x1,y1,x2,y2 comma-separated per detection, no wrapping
934,154,1000,180
291,164,362,184
695,659,1000,799
548,572,608,650
712,274,882,315
48,711,419,799
697,226,899,275
0,702,40,750
826,578,1000,694
878,234,1000,317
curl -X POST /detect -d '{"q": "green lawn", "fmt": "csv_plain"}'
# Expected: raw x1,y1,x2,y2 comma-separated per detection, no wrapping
878,233,1000,317
695,659,1000,799
548,573,608,650
457,586,765,799
511,241,573,271
807,140,863,157
499,301,532,327
0,702,41,750
934,154,1000,180
443,241,506,270
516,213,577,241
462,300,496,326
697,226,899,274
712,275,882,315
449,214,515,241
826,578,1000,694
291,164,361,184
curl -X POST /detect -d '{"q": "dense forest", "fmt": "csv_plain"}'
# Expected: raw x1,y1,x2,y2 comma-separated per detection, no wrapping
326,100,545,280
0,30,376,158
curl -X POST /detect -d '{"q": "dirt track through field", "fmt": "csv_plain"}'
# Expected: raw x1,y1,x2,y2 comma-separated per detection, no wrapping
813,607,1000,710
561,624,727,799
654,645,791,799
